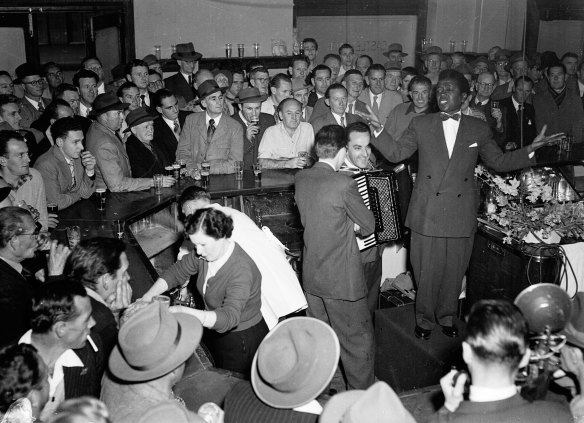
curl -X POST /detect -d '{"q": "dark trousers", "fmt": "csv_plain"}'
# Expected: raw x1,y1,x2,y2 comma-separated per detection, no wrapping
203,319,269,378
410,231,474,330
305,292,375,390
363,258,382,315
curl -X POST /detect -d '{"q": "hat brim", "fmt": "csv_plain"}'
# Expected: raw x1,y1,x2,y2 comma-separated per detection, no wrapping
123,114,156,132
319,390,364,423
90,102,130,117
195,86,229,105
251,317,340,409
172,52,203,61
383,51,408,58
108,312,202,382
233,93,269,104
291,85,313,94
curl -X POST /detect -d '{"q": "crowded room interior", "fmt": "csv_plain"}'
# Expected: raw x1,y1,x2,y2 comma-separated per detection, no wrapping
2,0,584,422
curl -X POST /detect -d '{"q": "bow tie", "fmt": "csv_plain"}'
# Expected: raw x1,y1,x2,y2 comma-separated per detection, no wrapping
440,112,460,121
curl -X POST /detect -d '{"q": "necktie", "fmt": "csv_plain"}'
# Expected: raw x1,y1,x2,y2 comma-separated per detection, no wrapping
273,105,279,123
173,119,181,138
348,103,353,114
207,119,215,143
38,101,44,114
68,160,76,186
372,95,379,117
517,104,523,115
440,112,460,121
340,116,345,127
188,75,193,87
140,95,146,107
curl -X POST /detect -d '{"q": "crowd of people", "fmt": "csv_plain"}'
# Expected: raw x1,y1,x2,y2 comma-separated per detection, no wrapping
0,35,582,423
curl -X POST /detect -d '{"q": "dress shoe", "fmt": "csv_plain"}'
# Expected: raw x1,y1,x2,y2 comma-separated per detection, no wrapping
414,325,432,340
441,324,459,338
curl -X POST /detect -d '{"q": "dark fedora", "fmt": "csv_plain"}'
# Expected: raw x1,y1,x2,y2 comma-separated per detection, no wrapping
124,107,156,132
142,54,159,66
233,87,268,104
90,93,130,117
197,80,228,101
14,63,41,84
383,43,408,58
171,42,202,62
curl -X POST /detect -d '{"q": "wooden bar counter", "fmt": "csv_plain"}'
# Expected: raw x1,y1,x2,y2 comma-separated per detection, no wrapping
54,170,298,297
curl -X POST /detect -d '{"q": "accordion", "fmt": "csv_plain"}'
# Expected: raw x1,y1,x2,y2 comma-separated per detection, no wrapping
353,170,403,251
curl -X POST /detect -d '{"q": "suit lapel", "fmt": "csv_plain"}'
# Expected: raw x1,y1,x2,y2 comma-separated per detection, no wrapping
442,115,473,182
430,114,450,173
52,146,75,188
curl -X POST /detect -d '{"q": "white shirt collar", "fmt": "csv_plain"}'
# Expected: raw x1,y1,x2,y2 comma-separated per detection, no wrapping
162,115,177,129
97,82,106,95
238,111,250,125
181,72,192,83
316,92,324,99
369,90,382,104
579,80,584,97
331,111,346,125
206,113,222,127
79,102,91,117
19,330,84,398
511,96,522,111
25,96,40,110
469,385,518,402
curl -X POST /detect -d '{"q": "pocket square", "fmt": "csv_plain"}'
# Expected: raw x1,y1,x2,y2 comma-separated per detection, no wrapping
469,143,478,148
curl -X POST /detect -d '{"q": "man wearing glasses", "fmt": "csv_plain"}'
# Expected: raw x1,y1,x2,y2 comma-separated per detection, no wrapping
472,72,503,139
14,63,51,130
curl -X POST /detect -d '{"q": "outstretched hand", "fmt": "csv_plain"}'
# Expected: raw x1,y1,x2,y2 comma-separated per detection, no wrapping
530,124,564,151
354,104,382,131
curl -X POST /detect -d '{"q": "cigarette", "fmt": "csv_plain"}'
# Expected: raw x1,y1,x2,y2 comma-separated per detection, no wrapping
87,335,98,352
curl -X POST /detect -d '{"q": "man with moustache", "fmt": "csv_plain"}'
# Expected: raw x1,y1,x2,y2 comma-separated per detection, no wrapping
361,70,562,340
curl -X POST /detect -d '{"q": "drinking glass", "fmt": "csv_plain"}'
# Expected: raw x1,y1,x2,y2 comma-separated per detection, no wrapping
154,45,161,60
153,174,163,195
47,203,58,214
237,44,245,58
96,188,106,210
253,162,262,182
253,43,260,57
234,161,244,180
298,151,308,168
225,43,232,58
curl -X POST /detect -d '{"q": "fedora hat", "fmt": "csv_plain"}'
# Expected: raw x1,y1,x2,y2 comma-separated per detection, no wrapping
142,54,159,66
290,77,313,94
14,63,41,84
171,42,202,62
138,401,204,423
383,43,408,58
251,317,340,409
320,381,416,423
233,87,268,104
124,107,156,133
109,301,202,382
90,93,130,117
197,80,228,101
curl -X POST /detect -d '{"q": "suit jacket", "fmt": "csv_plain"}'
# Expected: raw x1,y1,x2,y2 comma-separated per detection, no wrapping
125,134,165,178
164,72,196,103
310,111,362,135
231,112,275,169
358,88,403,125
295,162,375,301
18,96,51,130
430,394,572,423
152,111,191,168
34,145,96,210
499,97,537,148
65,337,105,400
311,98,368,122
176,112,243,174
371,113,534,238
85,121,152,192
89,296,117,357
470,95,500,139
491,80,513,101
0,259,37,347
307,91,321,108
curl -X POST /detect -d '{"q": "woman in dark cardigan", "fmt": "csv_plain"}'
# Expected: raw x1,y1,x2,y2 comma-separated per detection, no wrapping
124,107,165,178
141,207,268,377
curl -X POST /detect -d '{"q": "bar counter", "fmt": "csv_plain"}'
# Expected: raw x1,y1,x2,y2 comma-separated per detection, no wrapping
54,170,298,297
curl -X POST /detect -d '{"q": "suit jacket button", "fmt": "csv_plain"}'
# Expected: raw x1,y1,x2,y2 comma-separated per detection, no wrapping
427,175,431,179
464,178,468,181
458,194,462,197
436,192,440,196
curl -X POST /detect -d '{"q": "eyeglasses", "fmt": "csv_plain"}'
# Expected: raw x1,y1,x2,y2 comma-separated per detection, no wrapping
18,227,40,239
477,82,494,89
23,79,43,87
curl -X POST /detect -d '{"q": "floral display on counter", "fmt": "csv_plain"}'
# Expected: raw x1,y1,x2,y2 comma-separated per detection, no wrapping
475,164,584,244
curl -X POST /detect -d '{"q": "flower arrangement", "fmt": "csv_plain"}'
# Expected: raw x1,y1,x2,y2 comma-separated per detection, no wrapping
475,164,584,244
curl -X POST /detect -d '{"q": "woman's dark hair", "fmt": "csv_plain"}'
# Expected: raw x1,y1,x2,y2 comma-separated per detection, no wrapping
63,237,126,290
0,344,45,413
185,207,233,240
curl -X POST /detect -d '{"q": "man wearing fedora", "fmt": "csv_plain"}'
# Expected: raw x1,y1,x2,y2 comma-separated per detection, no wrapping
164,42,202,104
224,317,340,422
125,107,166,178
14,63,51,131
230,87,275,170
101,301,204,423
177,80,243,175
86,93,173,191
34,117,96,210
290,77,313,122
383,43,408,70
153,89,192,167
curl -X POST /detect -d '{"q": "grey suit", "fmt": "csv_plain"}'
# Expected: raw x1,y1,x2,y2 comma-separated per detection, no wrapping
34,145,95,210
176,112,243,174
85,121,152,192
358,89,402,125
310,97,368,123
310,111,362,135
18,96,51,130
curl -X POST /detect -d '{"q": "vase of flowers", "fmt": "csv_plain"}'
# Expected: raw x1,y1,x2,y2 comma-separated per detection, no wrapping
475,165,584,245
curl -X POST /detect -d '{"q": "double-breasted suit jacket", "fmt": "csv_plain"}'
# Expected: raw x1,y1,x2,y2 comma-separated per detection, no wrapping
372,113,534,238
164,72,196,104
152,111,192,167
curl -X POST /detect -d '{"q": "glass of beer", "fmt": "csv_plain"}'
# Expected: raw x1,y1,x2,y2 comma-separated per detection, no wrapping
253,162,262,182
234,161,244,180
225,43,232,58
298,151,308,168
172,162,181,180
201,161,211,187
153,174,164,195
96,189,106,211
66,226,81,248
47,203,58,214
237,44,245,58
165,165,174,177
